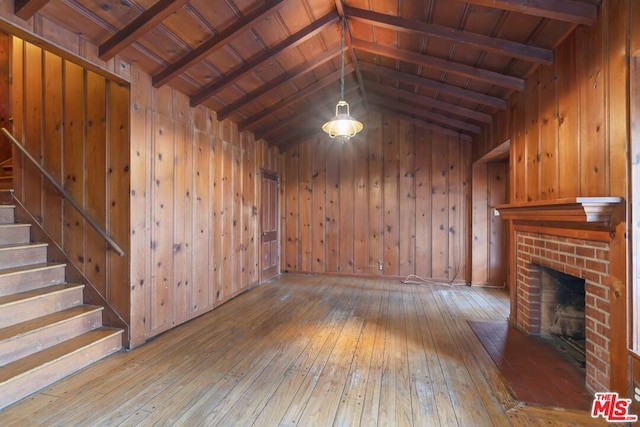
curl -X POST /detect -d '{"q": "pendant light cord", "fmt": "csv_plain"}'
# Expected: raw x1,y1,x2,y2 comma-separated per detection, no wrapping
340,16,345,100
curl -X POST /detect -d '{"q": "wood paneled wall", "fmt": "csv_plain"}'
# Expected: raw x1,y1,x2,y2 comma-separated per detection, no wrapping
9,38,131,332
471,161,507,287
0,11,280,346
0,33,10,162
280,111,471,282
474,0,634,395
129,69,280,345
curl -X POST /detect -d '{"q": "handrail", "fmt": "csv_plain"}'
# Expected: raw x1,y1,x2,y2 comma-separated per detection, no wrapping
1,128,125,257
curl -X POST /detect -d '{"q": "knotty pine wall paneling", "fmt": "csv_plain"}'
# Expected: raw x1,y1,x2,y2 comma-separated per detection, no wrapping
430,136,450,280
42,51,63,244
281,111,471,282
556,32,580,199
283,145,299,272
298,141,312,273
311,139,326,273
0,32,10,161
415,129,433,279
339,141,355,274
353,137,369,274
85,71,107,296
368,111,384,276
130,73,277,343
106,80,131,328
399,121,416,278
538,65,557,200
325,142,340,272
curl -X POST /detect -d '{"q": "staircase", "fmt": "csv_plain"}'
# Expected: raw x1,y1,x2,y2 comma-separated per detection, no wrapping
0,191,123,410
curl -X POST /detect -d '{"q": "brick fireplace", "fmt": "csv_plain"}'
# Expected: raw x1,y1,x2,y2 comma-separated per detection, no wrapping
515,231,609,392
496,197,622,394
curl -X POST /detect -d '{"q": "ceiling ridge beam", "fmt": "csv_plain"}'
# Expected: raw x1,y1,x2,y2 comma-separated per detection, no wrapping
153,0,288,88
461,0,598,26
14,0,50,20
345,6,553,65
99,0,191,61
359,62,506,110
368,94,481,134
352,38,525,91
217,46,341,121
365,81,492,123
191,11,339,107
239,64,355,130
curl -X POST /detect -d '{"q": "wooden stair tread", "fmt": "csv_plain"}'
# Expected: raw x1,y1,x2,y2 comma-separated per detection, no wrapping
0,262,66,278
0,283,83,306
0,223,29,229
0,242,47,251
0,327,122,382
0,305,102,341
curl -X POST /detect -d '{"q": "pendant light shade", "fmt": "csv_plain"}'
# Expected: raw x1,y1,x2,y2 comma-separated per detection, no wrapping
321,100,363,139
322,17,363,140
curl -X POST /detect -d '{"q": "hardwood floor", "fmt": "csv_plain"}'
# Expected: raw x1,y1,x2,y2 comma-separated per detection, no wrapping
0,275,603,426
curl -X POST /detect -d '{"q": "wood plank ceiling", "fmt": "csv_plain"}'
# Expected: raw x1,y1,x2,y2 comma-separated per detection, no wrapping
14,0,601,149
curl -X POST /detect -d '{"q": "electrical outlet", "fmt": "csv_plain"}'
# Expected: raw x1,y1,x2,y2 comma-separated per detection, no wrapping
378,261,383,271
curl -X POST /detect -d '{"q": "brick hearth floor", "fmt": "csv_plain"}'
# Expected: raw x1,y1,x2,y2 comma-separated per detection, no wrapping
468,320,593,411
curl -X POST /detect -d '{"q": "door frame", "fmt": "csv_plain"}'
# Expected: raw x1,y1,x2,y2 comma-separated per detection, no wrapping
260,168,279,282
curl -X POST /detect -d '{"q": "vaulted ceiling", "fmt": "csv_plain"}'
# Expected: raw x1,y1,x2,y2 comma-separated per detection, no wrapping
13,0,601,148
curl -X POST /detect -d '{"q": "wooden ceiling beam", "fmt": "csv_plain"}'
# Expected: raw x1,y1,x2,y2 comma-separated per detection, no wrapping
239,64,355,130
365,81,492,123
99,0,191,61
461,0,598,26
345,6,553,65
368,95,481,134
359,62,507,110
217,46,341,121
14,0,50,20
191,11,339,107
370,106,473,142
258,86,360,140
352,38,525,91
153,0,288,88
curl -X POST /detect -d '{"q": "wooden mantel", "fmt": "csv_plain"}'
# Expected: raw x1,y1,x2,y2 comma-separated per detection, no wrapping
494,197,623,228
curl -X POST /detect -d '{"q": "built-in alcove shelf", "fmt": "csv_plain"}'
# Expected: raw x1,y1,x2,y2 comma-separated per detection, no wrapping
494,197,623,228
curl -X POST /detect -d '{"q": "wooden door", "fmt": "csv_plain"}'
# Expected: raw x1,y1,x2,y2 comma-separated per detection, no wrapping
260,170,279,281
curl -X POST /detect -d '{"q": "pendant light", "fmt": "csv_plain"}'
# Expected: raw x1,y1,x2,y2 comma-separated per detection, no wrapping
321,17,363,139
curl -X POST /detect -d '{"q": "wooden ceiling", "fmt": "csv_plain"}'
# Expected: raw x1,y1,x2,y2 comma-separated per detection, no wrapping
13,0,601,148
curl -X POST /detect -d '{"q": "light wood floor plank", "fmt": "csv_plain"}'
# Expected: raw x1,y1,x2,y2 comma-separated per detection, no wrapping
0,275,599,426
